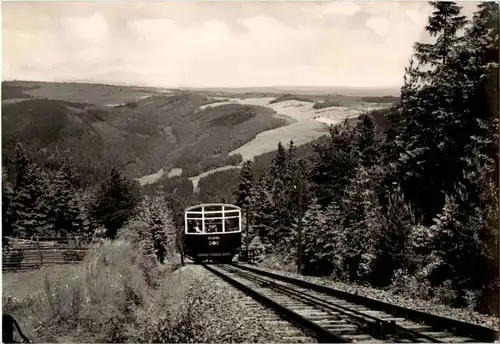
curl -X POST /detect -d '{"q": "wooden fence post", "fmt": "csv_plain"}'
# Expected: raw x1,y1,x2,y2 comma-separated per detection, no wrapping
37,235,43,268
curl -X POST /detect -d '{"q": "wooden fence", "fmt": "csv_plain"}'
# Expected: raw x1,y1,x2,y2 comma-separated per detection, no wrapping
2,236,92,272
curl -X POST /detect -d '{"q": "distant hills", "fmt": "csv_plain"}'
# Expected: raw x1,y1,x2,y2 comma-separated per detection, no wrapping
2,80,397,198
1,81,288,184
180,85,401,97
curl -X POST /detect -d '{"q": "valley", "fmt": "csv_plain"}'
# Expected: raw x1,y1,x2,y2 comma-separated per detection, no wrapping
137,94,391,188
2,80,395,196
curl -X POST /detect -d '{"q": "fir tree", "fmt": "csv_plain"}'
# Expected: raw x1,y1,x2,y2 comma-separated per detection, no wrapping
143,196,174,263
250,175,279,247
45,160,83,236
414,1,467,70
90,167,141,239
234,160,254,210
340,166,383,282
461,1,499,188
320,202,347,278
356,114,380,168
391,2,472,224
2,170,14,245
311,120,359,207
78,188,100,238
9,143,51,237
256,142,296,244
271,142,288,179
302,199,329,274
31,169,54,236
371,187,416,288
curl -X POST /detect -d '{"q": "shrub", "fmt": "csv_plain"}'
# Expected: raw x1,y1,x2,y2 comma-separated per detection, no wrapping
61,249,87,263
429,280,460,306
390,269,431,300
248,235,266,263
132,293,207,343
34,240,159,341
117,220,160,286
259,254,297,273
3,249,24,272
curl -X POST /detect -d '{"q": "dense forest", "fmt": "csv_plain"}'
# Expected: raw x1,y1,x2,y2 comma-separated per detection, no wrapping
233,1,499,315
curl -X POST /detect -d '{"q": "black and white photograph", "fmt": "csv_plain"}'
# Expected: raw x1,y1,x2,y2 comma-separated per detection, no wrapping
2,1,499,343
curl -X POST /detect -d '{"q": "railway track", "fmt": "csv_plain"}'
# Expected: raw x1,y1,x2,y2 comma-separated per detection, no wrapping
184,260,318,343
203,263,498,343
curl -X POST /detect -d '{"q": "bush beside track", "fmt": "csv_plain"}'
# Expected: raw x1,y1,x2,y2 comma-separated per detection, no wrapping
2,239,282,343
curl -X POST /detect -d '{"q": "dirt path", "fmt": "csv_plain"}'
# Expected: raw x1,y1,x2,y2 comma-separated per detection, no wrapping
189,165,242,193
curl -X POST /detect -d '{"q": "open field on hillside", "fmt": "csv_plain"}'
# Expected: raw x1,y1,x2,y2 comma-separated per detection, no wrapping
201,96,389,122
135,94,381,187
136,168,166,186
229,120,329,161
160,94,391,190
2,81,169,106
190,165,242,192
200,96,376,162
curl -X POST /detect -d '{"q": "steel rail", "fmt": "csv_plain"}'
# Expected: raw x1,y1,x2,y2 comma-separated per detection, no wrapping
234,263,498,343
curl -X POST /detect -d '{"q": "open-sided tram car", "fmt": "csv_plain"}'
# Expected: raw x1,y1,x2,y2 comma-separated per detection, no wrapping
184,203,242,263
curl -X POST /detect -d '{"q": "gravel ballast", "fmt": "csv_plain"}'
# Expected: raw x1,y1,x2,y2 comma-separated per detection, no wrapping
241,263,499,331
181,264,317,343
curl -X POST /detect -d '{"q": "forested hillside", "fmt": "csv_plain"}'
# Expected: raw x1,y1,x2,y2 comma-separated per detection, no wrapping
233,2,499,315
2,88,288,184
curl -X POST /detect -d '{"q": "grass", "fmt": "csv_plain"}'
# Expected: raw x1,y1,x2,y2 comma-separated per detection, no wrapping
3,265,81,301
2,240,164,342
228,120,330,161
1,237,280,343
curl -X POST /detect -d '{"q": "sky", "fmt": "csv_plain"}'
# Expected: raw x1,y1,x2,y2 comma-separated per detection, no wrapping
2,1,480,89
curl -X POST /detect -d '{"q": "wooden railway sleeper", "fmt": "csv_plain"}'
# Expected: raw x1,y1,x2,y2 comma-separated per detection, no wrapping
228,266,444,343
270,281,443,343
208,265,349,343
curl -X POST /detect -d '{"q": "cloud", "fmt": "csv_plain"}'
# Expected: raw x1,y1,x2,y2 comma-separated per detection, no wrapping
365,17,390,37
320,2,361,17
2,1,466,88
60,13,109,44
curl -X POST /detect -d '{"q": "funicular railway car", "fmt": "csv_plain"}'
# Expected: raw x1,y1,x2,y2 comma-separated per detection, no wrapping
184,204,242,263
